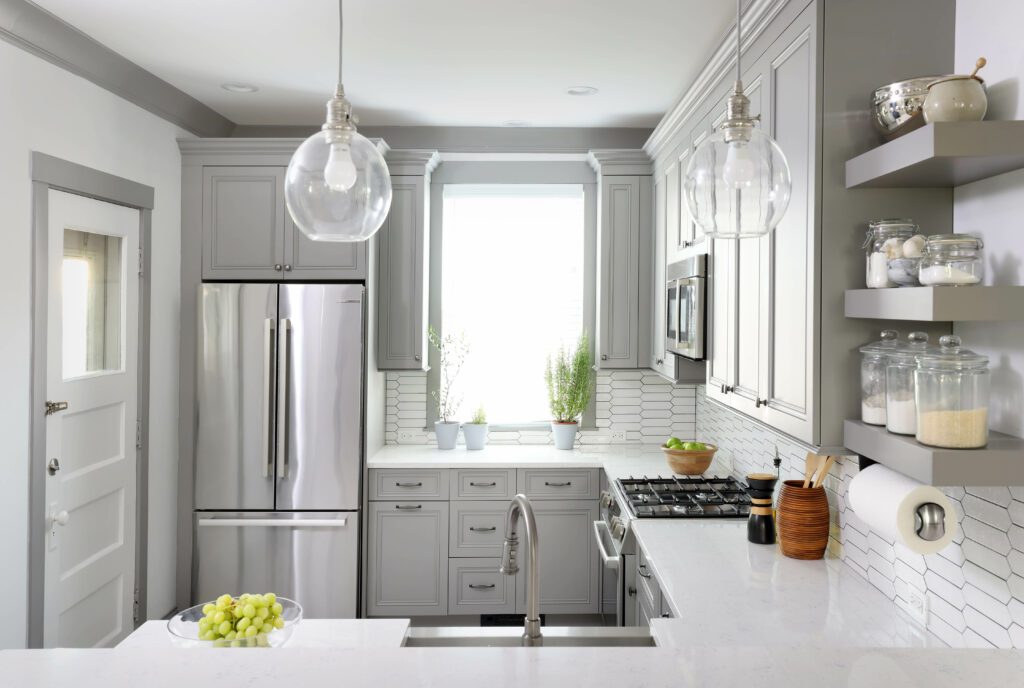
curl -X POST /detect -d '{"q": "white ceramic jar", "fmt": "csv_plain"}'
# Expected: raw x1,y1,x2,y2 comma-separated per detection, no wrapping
923,75,987,123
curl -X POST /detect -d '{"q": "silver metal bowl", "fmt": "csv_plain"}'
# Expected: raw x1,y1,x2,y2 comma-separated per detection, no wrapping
871,76,953,140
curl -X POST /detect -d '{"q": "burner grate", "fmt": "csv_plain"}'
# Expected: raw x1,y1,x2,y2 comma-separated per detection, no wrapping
616,476,751,519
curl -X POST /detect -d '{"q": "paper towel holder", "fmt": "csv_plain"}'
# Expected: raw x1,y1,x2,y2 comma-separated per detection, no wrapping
915,503,946,542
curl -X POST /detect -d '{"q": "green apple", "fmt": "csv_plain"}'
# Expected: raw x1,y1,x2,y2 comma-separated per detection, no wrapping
665,437,683,449
682,441,707,451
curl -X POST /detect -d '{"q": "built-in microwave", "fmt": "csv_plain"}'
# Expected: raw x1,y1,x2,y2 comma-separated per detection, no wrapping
665,255,706,360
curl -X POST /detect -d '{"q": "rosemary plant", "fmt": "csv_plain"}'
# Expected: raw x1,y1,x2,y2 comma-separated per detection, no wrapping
428,325,469,423
545,332,595,423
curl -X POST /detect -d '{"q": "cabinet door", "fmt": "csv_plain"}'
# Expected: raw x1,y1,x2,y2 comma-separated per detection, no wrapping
665,162,682,259
283,216,367,279
366,501,448,616
759,10,818,444
515,500,600,615
705,236,734,406
376,176,427,370
598,176,641,369
650,175,672,377
202,167,285,280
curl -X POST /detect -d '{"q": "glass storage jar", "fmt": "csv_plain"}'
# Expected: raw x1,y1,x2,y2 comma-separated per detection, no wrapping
864,219,918,289
918,234,984,286
914,335,990,448
885,332,933,436
859,329,900,426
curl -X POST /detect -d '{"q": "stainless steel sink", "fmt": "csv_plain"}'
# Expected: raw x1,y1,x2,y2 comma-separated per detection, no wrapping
403,626,656,648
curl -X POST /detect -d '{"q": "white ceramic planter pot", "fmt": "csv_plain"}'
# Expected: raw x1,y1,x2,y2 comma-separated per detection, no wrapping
923,76,987,123
463,423,489,451
435,421,461,450
551,421,578,450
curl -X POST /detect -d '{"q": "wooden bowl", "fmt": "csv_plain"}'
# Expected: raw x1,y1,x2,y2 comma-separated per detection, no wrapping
662,444,718,475
775,480,831,560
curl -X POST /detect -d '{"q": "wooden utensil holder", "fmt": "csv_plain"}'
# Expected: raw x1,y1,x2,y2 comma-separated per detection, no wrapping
776,479,830,560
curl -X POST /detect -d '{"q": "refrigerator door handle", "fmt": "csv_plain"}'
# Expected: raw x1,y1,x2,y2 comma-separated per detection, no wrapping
262,318,276,479
197,518,348,528
276,318,291,481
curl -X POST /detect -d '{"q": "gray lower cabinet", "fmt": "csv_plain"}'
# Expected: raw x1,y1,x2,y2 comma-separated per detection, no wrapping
448,558,516,615
366,501,449,617
515,499,600,615
198,163,366,281
449,501,507,557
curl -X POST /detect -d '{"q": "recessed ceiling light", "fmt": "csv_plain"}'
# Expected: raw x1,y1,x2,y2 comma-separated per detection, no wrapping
502,120,530,127
221,82,259,94
567,86,598,96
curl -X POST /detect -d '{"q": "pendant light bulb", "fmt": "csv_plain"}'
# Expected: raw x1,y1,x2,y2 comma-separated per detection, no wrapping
721,140,757,187
324,139,358,191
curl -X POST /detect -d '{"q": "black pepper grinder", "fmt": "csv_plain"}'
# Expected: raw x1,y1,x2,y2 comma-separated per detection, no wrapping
746,453,782,545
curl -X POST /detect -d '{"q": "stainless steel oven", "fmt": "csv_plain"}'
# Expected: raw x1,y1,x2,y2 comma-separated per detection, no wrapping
594,487,636,626
666,255,706,360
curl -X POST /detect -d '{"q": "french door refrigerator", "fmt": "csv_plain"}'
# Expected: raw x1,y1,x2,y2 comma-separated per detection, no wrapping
193,283,364,618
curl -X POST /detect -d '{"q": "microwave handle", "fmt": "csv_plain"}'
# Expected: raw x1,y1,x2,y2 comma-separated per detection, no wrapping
675,280,685,347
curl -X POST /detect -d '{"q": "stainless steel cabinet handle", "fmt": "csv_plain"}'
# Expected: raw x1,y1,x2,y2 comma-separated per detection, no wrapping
284,264,292,271
469,526,496,533
198,518,347,528
395,482,423,487
545,481,571,487
661,613,671,618
469,481,496,487
395,504,422,510
638,564,652,579
276,318,291,480
262,318,276,479
468,583,495,590
628,586,637,597
274,264,282,271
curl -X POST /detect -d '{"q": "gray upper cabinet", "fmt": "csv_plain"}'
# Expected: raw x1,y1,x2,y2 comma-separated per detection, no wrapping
366,501,449,617
376,175,428,370
199,164,366,281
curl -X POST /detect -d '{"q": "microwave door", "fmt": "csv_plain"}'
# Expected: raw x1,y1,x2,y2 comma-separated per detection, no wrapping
665,281,679,352
677,277,705,360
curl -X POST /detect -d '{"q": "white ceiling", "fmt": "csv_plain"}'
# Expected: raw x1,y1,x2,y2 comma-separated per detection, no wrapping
33,0,735,128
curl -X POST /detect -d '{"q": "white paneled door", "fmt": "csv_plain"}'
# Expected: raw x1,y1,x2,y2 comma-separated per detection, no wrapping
44,190,140,648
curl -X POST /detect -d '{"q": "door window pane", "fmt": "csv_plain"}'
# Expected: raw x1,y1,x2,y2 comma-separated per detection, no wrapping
63,229,123,378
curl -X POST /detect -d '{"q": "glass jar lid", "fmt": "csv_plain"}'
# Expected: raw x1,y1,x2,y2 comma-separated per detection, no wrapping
859,329,901,355
869,218,918,232
887,331,935,364
916,335,989,370
923,233,984,252
864,219,918,247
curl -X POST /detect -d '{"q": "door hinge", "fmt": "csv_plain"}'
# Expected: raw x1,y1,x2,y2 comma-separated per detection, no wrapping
135,418,143,450
138,245,144,277
133,586,140,624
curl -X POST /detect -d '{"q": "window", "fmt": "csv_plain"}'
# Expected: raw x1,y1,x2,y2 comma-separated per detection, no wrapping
441,184,586,425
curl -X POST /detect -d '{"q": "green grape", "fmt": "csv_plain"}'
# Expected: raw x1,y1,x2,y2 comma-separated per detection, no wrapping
253,594,268,608
264,593,276,606
213,611,226,624
217,594,233,606
271,602,283,616
242,604,256,618
232,605,244,619
202,630,216,641
256,635,269,647
272,617,284,629
225,631,236,641
244,625,258,638
230,639,242,648
260,623,274,634
198,618,211,632
218,620,232,636
201,603,215,615
257,606,270,620
237,616,251,632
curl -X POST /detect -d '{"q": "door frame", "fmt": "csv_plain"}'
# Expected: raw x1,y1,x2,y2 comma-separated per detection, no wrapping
27,152,155,648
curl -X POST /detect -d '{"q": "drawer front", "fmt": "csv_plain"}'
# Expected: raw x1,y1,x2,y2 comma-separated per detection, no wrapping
448,558,516,615
451,469,516,500
450,501,508,557
517,468,599,500
637,547,660,611
369,469,449,501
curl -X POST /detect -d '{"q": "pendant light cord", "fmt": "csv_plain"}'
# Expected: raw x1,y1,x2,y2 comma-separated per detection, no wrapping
337,0,344,87
736,0,742,83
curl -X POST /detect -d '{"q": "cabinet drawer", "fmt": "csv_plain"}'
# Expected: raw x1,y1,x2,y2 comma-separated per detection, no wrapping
517,468,599,500
451,469,516,500
449,502,507,557
369,469,449,500
448,558,516,615
637,547,660,612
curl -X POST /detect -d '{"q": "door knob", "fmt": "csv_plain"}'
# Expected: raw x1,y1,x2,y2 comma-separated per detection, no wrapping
53,510,69,526
47,458,61,475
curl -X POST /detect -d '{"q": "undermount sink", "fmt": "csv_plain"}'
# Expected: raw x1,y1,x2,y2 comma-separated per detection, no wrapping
403,626,656,648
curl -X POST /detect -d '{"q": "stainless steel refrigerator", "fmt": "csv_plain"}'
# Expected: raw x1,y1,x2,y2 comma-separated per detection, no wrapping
192,283,363,618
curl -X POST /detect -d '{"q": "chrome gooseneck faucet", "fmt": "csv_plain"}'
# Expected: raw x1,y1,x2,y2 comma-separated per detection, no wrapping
499,494,542,646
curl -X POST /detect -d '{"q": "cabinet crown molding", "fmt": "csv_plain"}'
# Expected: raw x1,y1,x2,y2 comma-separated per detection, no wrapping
178,137,388,163
385,149,441,176
587,149,653,176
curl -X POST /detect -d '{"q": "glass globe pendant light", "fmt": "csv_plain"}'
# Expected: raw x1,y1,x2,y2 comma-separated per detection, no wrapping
285,0,392,242
683,0,792,240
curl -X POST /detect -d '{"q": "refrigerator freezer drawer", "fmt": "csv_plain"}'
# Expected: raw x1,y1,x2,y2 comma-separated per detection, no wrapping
193,512,358,619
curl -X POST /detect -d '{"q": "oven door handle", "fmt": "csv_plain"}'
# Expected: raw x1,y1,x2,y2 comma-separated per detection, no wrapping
593,520,621,571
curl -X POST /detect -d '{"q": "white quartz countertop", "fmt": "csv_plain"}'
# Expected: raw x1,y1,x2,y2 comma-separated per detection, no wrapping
118,619,411,650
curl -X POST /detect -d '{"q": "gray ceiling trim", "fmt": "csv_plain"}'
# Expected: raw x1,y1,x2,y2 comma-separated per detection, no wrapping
0,0,234,137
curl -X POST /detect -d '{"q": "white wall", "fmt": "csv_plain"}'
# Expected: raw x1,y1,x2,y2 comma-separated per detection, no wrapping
953,0,1024,438
0,40,189,648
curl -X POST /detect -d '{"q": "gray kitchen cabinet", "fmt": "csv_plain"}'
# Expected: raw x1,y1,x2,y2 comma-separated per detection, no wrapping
376,174,429,370
515,499,600,615
449,501,507,557
649,176,672,377
199,164,367,281
366,501,449,617
517,468,600,500
448,558,516,615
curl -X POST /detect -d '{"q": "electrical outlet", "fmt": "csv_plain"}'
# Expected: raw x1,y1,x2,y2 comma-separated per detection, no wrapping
905,586,929,626
611,431,627,442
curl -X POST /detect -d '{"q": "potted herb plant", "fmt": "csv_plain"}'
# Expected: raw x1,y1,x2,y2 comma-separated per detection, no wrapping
463,405,489,451
545,332,595,450
429,325,468,450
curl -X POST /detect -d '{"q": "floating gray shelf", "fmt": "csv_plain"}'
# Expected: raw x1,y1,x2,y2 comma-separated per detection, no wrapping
843,420,1024,486
845,286,1024,321
845,121,1024,189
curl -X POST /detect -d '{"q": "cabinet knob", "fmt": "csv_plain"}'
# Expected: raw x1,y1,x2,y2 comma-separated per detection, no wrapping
601,354,608,361
755,398,767,408
414,354,421,361
656,359,664,365
284,264,292,271
274,264,282,271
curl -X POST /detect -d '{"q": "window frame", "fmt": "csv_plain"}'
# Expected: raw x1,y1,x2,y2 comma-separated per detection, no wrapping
426,161,598,431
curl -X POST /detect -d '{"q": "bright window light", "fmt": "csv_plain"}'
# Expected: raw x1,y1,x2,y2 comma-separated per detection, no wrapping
62,257,90,378
442,184,585,425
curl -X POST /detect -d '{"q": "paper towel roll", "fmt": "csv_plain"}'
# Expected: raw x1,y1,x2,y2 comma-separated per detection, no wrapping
847,464,956,555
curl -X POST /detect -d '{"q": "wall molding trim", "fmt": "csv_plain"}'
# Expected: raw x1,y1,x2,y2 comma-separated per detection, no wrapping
385,149,441,176
588,149,653,175
0,0,233,137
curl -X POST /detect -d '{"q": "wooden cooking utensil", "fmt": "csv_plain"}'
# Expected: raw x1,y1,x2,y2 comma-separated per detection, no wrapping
802,452,820,488
811,455,837,489
969,57,987,79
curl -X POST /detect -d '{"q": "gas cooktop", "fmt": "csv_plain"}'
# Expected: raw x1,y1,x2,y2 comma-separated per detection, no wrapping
616,476,751,518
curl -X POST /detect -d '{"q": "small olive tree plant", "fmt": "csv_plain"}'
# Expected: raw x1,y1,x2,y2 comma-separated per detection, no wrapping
545,332,595,423
428,325,469,423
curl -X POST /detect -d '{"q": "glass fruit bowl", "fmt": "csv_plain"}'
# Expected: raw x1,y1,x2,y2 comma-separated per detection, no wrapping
166,596,302,648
